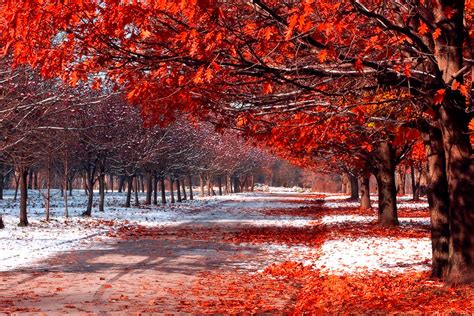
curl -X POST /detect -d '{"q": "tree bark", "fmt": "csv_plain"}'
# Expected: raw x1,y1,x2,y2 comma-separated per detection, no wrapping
439,101,474,284
145,171,152,205
397,167,406,196
176,178,182,202
161,176,166,204
199,173,205,197
349,174,359,200
83,171,94,217
0,215,4,229
170,177,175,203
98,172,105,212
125,175,133,207
134,176,140,206
0,163,4,200
360,175,371,210
18,166,29,226
188,175,193,200
421,123,450,279
373,141,399,227
153,173,158,205
431,1,474,283
218,176,223,196
181,177,187,200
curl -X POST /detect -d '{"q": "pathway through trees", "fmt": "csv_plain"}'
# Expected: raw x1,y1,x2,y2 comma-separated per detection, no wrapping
1,193,472,314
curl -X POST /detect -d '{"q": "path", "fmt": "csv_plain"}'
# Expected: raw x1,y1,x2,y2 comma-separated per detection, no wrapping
0,192,321,314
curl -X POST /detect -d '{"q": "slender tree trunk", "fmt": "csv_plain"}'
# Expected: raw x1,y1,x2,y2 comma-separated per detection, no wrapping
0,215,4,229
188,175,194,200
98,172,105,212
45,159,51,221
125,175,133,207
109,174,114,193
218,176,223,196
176,178,182,202
170,177,175,203
250,175,255,192
145,171,152,205
233,176,240,193
207,174,212,196
118,175,125,193
0,163,4,200
28,169,33,190
373,141,399,227
161,176,166,204
13,171,19,201
83,170,94,217
411,164,420,200
181,178,187,200
18,166,29,226
360,175,371,210
199,173,205,197
134,176,140,206
153,173,158,205
349,174,359,200
64,158,69,218
397,167,406,196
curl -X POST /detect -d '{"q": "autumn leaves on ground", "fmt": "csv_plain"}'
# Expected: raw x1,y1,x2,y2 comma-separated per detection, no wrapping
1,192,472,314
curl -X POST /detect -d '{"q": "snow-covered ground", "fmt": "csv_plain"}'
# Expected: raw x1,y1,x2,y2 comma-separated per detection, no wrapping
0,188,311,271
0,188,430,275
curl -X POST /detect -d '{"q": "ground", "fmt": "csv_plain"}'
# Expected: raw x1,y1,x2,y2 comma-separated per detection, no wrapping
0,189,473,314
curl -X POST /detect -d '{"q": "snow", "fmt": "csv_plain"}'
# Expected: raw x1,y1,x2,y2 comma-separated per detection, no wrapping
313,237,431,274
0,189,309,271
0,189,432,276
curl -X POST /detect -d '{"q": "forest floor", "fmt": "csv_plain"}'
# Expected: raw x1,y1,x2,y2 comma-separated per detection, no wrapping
0,191,473,314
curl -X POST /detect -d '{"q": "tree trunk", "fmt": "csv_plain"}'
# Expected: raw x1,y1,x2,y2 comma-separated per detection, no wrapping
250,175,255,192
145,171,152,205
170,177,175,203
349,174,359,200
0,215,4,229
161,176,166,204
176,178,182,202
439,100,474,284
421,123,450,279
64,158,69,218
118,175,125,193
83,171,94,217
199,173,205,197
45,159,51,221
134,176,139,206
373,141,398,227
218,176,223,196
188,175,193,200
181,178,187,200
98,172,105,212
125,175,133,207
0,163,4,200
13,171,19,201
411,164,420,200
431,1,474,283
233,176,240,193
360,175,371,210
397,167,406,196
18,166,29,226
206,174,212,196
153,173,158,205
28,169,33,189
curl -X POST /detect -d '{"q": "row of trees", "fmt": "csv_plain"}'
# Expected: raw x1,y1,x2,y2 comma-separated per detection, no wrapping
0,62,276,228
1,0,472,283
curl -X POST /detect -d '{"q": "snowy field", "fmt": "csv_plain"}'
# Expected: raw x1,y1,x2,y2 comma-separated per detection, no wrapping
0,188,430,275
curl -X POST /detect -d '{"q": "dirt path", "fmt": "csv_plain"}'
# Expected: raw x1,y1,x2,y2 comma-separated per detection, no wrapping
0,193,320,314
